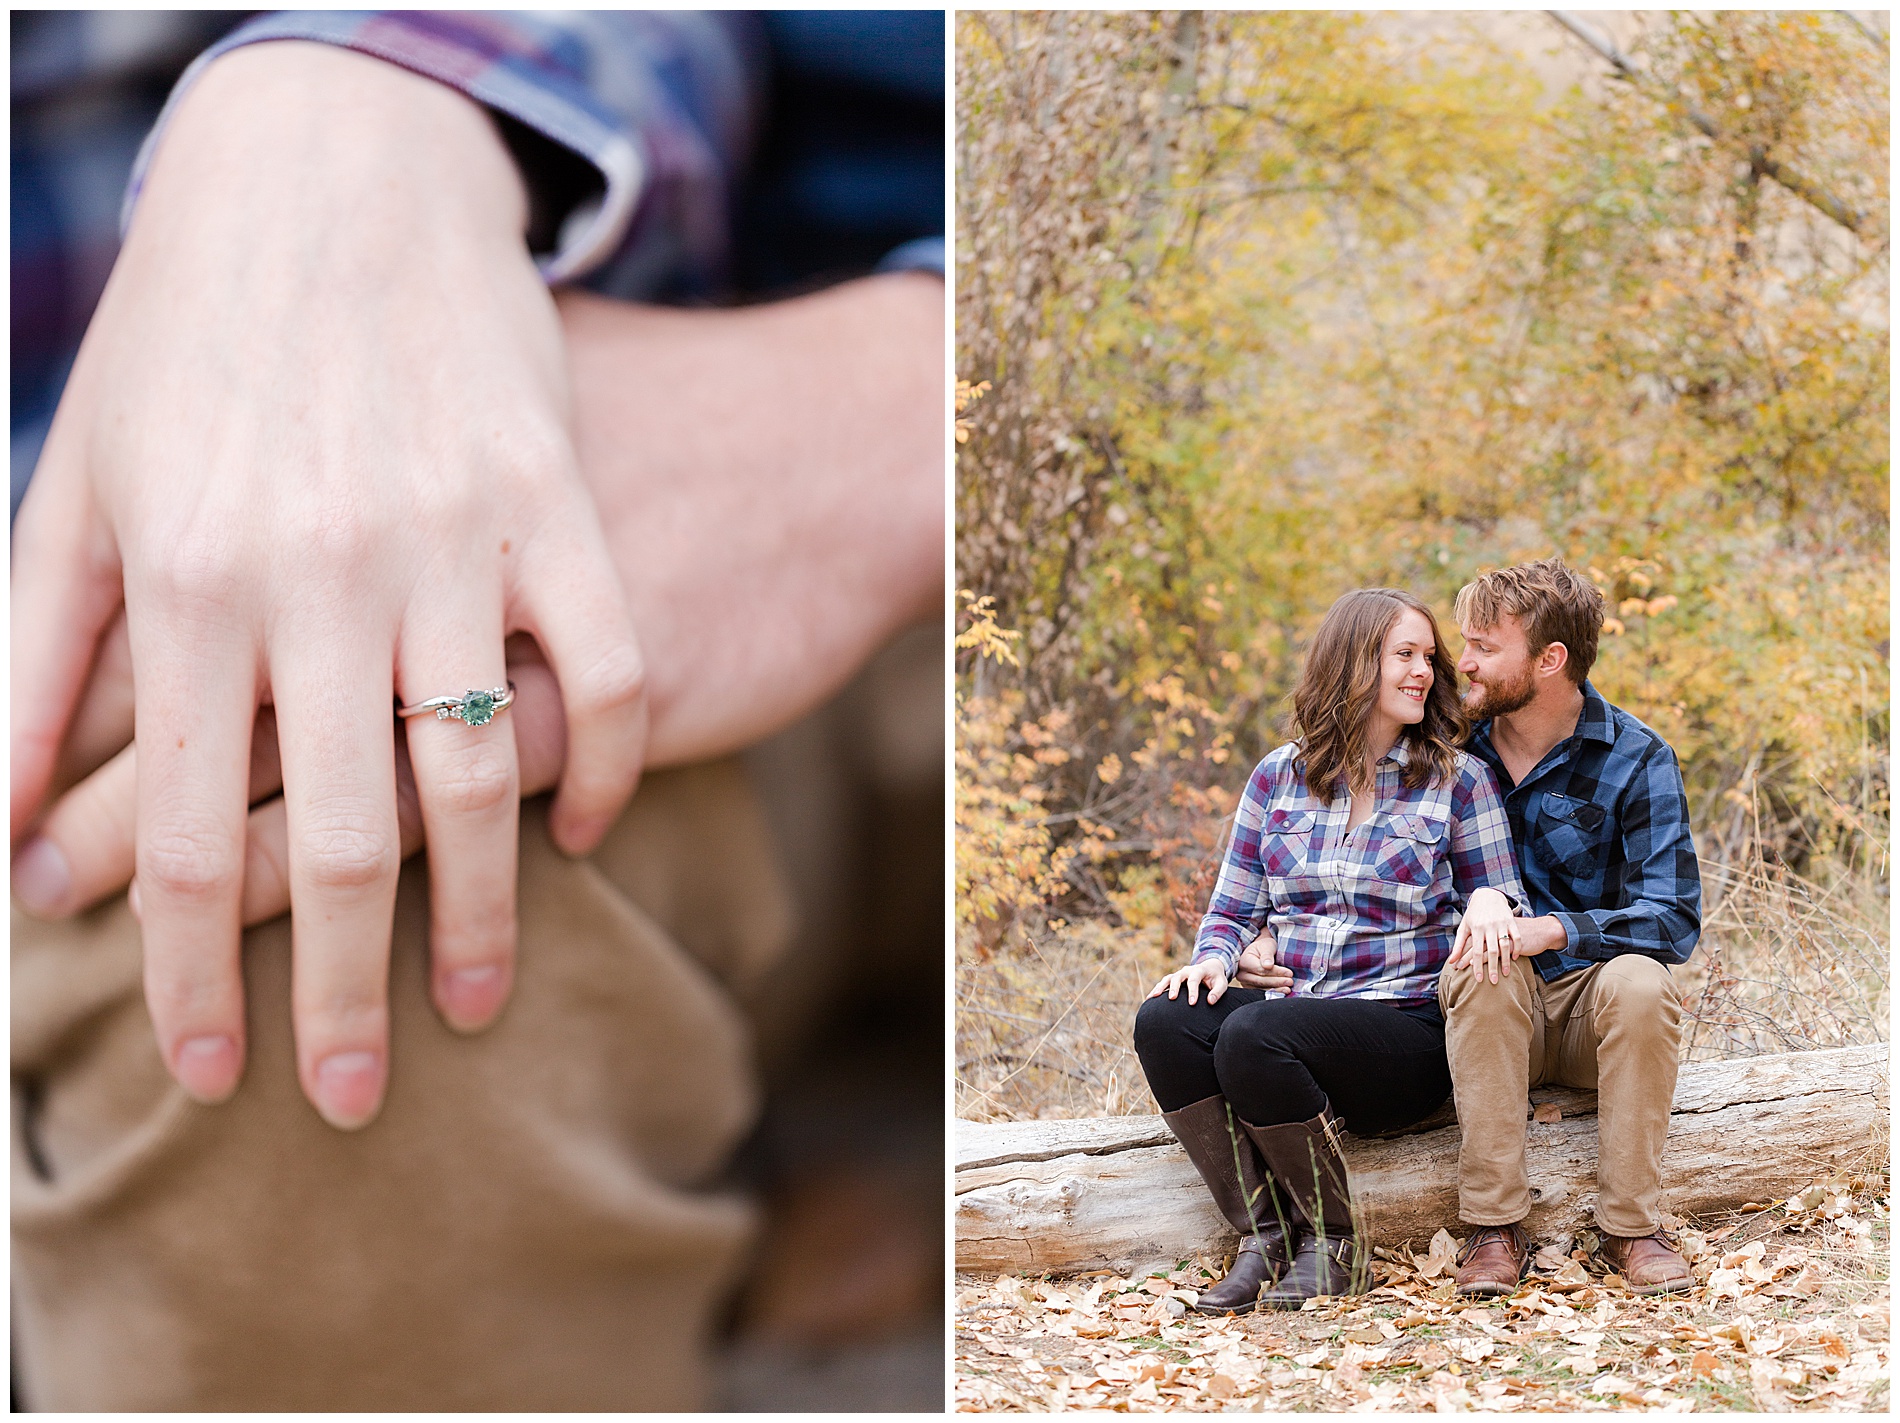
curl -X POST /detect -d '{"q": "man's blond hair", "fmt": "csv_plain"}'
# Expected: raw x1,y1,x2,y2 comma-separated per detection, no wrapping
1453,557,1604,687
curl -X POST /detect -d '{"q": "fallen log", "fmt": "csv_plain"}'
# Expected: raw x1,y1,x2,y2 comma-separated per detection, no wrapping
956,1044,1888,1276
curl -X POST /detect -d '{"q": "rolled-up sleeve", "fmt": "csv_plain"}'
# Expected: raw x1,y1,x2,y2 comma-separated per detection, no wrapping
1550,743,1701,965
122,10,761,290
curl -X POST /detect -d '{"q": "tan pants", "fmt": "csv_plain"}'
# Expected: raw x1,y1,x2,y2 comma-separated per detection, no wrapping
11,763,793,1411
1438,955,1681,1237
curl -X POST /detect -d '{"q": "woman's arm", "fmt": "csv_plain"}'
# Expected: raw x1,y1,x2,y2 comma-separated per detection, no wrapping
1185,757,1284,980
1444,761,1533,983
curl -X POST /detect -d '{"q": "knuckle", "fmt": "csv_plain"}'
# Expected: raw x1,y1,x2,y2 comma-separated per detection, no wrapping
142,820,242,904
145,531,248,613
491,418,573,488
296,810,398,894
426,744,516,819
567,640,647,722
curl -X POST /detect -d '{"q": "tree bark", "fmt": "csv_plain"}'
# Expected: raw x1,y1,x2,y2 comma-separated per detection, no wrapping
955,1044,1888,1276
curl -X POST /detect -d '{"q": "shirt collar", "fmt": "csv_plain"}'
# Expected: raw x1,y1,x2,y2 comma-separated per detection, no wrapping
1573,680,1617,744
1381,736,1415,768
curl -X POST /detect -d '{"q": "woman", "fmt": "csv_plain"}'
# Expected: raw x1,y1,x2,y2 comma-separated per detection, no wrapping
1132,587,1528,1313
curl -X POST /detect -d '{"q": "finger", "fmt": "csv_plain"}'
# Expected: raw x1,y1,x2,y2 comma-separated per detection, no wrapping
397,602,518,1033
13,743,137,918
1187,973,1199,1006
23,705,288,921
49,607,135,799
1207,975,1225,1004
126,599,255,1105
198,657,565,932
513,511,646,856
271,633,401,1130
11,458,123,846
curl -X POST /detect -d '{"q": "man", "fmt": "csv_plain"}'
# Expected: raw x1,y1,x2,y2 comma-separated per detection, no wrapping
1441,557,1701,1296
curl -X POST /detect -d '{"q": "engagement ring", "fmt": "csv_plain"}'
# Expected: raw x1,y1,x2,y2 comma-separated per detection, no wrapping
396,683,516,728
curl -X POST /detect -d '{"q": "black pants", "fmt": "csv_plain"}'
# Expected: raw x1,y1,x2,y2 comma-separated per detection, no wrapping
1132,988,1451,1136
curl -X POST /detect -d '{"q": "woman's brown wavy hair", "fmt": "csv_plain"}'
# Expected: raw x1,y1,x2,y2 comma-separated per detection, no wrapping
1291,588,1466,803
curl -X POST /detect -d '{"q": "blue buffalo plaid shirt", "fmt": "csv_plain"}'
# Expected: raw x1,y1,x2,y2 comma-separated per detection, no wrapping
1465,681,1702,982
1192,739,1528,1007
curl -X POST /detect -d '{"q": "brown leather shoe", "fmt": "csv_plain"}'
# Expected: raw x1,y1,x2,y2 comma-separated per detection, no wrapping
1597,1229,1695,1295
1454,1222,1530,1297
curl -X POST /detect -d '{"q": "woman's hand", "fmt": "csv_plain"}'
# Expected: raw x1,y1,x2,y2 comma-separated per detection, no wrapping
1147,958,1230,1006
1230,928,1293,993
1448,886,1524,984
9,43,646,1129
14,274,945,934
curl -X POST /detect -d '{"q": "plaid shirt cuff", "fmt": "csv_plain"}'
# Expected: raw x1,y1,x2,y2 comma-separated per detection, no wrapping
1191,935,1242,978
121,11,754,288
1550,910,1595,956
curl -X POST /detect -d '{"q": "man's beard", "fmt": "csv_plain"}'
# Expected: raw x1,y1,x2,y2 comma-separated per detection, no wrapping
1464,665,1536,719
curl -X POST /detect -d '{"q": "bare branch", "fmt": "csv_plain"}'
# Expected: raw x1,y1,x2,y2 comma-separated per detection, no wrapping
1547,10,1866,235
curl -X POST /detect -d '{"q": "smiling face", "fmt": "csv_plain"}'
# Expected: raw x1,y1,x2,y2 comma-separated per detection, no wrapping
1457,613,1539,719
1371,606,1437,741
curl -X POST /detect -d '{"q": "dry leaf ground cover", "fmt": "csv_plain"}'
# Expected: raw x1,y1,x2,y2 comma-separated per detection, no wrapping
956,1176,1888,1412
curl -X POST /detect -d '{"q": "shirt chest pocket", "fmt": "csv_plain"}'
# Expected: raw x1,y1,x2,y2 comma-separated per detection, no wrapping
1368,812,1449,889
1260,808,1316,880
1534,793,1612,878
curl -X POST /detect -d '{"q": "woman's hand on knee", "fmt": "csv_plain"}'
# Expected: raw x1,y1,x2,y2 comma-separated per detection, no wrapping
1449,886,1526,984
1147,958,1229,1006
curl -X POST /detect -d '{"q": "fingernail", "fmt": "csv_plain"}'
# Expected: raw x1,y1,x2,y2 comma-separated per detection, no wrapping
551,809,607,858
12,837,71,916
312,1051,384,1130
173,1035,241,1102
437,964,509,1032
128,877,143,919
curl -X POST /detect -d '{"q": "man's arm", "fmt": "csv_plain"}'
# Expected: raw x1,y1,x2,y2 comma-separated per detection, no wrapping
1547,743,1702,964
14,274,945,930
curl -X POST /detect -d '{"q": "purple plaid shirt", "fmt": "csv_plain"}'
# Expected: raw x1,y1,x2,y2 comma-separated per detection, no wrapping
1193,739,1528,1004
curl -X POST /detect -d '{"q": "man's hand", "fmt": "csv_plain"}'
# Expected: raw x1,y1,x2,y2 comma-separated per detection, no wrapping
1230,928,1293,993
14,275,944,936
10,44,647,1128
1447,889,1541,984
1147,959,1231,1007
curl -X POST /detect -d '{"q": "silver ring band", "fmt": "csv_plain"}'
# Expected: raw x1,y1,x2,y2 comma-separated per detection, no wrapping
396,683,515,727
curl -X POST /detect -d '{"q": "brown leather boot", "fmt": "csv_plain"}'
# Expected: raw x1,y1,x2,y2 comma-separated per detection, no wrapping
1161,1096,1294,1313
1241,1108,1366,1308
1454,1222,1530,1297
1597,1228,1695,1294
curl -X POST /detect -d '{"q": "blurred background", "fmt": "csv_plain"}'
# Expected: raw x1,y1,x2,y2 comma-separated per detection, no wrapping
955,10,1888,1123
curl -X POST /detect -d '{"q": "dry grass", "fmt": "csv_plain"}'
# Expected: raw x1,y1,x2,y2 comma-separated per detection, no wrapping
1677,852,1889,1062
955,847,1889,1124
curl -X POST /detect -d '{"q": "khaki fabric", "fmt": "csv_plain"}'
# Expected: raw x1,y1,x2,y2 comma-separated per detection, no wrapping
1438,955,1682,1237
12,762,794,1411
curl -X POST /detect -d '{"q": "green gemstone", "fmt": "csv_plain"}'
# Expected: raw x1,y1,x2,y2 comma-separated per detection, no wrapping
458,690,496,727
